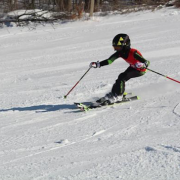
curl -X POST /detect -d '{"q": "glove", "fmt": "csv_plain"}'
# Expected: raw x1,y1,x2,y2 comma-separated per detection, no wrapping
89,61,100,68
135,62,146,69
135,61,149,69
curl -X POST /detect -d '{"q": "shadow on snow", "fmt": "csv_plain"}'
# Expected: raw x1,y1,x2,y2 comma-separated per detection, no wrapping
0,104,76,113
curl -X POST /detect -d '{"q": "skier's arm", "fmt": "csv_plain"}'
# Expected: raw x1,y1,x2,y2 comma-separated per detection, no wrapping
99,51,119,67
134,51,150,67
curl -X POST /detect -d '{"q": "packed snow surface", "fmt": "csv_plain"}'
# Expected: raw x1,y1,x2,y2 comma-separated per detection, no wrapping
0,7,180,180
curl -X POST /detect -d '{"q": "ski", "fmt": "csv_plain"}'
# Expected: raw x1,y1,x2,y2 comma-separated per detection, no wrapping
74,94,139,112
74,102,91,112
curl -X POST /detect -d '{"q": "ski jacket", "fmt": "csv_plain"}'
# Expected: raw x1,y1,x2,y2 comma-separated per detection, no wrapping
99,48,149,72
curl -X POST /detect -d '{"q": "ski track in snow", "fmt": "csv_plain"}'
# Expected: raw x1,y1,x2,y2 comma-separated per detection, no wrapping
1,128,108,166
173,103,180,117
1,7,180,180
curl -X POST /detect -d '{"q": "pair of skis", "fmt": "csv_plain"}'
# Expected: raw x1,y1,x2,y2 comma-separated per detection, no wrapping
74,93,139,112
66,66,180,112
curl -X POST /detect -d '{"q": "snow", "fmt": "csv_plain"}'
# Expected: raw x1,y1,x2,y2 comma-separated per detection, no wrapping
0,7,180,180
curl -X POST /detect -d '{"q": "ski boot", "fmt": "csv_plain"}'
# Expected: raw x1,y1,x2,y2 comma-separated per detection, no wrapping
96,92,122,105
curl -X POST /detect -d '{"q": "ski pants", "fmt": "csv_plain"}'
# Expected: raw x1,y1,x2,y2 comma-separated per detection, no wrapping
111,66,146,96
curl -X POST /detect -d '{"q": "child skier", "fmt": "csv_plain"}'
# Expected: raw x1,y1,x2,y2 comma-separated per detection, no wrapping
89,34,150,104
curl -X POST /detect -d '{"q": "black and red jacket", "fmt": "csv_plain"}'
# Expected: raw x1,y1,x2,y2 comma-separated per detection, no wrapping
100,48,149,72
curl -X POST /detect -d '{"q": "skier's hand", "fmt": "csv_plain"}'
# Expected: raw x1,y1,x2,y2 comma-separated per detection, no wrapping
89,61,100,68
135,62,147,69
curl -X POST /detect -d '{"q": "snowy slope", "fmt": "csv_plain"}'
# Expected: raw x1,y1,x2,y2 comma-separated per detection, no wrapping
0,7,180,180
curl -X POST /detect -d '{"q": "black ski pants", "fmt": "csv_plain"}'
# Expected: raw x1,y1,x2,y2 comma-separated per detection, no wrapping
111,66,145,96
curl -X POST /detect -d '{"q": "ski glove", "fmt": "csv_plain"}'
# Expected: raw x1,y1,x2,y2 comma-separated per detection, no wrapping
89,61,100,68
135,61,149,69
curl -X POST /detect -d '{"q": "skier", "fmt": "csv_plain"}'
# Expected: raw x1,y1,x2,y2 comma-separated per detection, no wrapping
89,34,150,105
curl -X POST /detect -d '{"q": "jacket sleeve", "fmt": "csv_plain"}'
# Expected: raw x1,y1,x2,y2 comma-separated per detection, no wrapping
134,51,150,66
100,51,119,67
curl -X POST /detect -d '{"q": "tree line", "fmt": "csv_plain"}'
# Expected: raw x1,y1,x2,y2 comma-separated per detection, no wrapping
0,0,173,14
0,0,178,26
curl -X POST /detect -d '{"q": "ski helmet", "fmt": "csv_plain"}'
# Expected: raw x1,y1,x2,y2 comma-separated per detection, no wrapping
112,34,131,48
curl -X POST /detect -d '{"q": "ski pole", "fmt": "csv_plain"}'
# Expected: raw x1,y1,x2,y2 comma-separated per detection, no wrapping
147,68,180,84
64,67,92,99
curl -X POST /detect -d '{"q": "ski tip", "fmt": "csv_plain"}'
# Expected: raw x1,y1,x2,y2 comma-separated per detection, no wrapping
123,92,128,96
64,95,67,99
123,92,133,96
74,102,90,112
137,96,140,100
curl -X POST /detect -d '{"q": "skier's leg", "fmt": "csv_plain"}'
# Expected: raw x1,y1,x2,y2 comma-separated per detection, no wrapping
112,66,145,96
111,73,126,96
97,67,145,104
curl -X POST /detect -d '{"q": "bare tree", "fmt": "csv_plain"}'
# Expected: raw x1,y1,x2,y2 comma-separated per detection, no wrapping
67,0,72,12
7,0,18,11
95,0,100,11
84,0,90,11
56,0,64,11
175,0,180,7
90,0,94,17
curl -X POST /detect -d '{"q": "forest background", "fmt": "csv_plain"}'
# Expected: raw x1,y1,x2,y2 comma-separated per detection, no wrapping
0,0,180,24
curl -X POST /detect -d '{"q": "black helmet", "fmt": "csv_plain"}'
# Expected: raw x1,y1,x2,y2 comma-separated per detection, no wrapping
112,34,131,48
